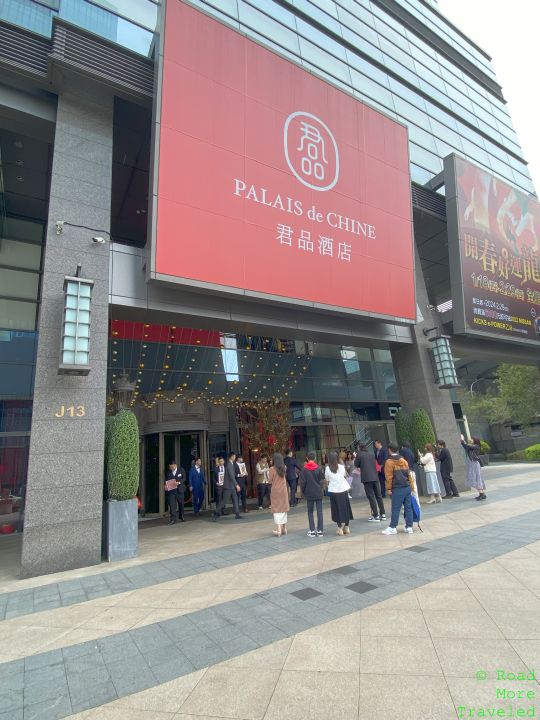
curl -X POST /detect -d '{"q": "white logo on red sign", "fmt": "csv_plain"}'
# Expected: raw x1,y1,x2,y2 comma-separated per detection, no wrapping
284,111,339,192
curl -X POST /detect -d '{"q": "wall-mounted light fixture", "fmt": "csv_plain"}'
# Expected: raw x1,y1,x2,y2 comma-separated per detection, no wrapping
428,335,459,389
58,267,94,376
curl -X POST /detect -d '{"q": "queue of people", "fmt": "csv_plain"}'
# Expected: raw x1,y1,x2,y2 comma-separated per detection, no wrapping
164,434,486,531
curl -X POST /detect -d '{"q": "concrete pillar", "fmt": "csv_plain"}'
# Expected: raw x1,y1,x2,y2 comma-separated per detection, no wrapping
21,88,113,577
391,246,467,491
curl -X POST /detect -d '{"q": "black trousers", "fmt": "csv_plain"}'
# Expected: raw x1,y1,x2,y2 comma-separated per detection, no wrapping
306,498,323,532
237,482,247,511
257,483,271,507
166,489,178,521
442,473,459,496
217,486,240,517
364,480,385,517
288,478,298,505
215,485,224,510
378,473,386,498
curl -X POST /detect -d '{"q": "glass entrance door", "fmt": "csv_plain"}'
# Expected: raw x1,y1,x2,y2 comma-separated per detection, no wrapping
163,432,201,508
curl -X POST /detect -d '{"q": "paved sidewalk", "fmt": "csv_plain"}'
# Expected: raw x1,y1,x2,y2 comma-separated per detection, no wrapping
0,463,539,720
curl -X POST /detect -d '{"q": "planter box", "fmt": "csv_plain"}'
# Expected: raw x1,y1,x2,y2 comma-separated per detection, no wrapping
103,498,138,562
479,454,490,466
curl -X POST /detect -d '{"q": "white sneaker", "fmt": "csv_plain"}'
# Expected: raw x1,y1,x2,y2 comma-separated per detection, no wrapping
380,514,386,520
368,516,381,522
382,527,397,535
404,527,413,534
307,530,316,537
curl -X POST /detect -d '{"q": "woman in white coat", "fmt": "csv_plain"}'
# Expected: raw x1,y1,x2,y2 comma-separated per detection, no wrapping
418,443,442,503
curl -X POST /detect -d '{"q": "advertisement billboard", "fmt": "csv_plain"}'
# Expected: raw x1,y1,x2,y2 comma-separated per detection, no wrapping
150,0,415,320
445,155,540,345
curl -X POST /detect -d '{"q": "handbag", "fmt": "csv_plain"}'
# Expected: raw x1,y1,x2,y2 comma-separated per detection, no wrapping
477,456,484,467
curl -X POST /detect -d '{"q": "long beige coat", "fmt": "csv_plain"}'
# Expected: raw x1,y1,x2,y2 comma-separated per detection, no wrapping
268,467,290,513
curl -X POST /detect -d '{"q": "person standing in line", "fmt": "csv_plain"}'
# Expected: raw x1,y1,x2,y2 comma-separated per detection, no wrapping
325,451,353,535
213,452,243,520
213,456,225,517
234,454,249,513
461,435,487,501
436,440,460,499
400,441,415,470
189,457,206,516
284,449,301,507
374,440,388,498
269,453,290,536
418,443,442,504
165,460,186,525
382,443,415,535
300,451,325,537
355,443,386,522
256,454,271,510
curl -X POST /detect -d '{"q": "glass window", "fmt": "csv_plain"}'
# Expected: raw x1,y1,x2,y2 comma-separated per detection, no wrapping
0,239,42,271
337,7,380,48
373,349,392,363
239,2,300,53
2,217,43,243
88,0,158,31
297,18,346,60
350,69,394,112
0,268,40,301
0,0,54,36
0,300,37,331
298,38,352,85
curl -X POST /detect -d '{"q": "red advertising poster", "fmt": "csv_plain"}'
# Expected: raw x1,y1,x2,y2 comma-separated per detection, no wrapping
151,0,415,320
452,156,540,343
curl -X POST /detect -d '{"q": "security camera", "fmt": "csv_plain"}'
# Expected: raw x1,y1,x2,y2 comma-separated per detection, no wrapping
92,236,107,244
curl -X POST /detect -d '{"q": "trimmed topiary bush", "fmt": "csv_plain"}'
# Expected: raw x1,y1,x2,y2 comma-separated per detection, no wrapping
394,409,411,449
409,408,436,455
107,409,140,501
479,439,491,455
524,443,540,460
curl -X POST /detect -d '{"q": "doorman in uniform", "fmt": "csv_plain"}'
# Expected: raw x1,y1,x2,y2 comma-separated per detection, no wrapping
189,457,206,516
165,461,187,524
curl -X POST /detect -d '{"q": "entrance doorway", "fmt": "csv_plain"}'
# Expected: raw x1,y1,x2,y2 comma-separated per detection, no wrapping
164,432,202,507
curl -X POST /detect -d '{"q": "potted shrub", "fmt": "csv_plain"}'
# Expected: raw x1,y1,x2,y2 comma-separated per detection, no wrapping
409,409,436,496
103,409,140,561
478,439,491,466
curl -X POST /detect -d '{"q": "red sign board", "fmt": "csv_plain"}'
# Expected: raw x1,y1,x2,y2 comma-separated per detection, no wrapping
151,0,415,320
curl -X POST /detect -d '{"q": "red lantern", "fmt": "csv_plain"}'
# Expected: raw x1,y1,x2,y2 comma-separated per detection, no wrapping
0,524,15,535
268,434,276,446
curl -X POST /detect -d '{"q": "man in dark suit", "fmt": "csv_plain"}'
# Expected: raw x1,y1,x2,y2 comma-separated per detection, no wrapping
165,461,187,524
437,440,460,498
284,449,301,506
355,443,386,522
234,454,249,513
213,452,243,520
374,440,388,498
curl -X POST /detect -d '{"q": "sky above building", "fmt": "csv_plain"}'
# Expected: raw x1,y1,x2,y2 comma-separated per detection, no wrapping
438,0,539,196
